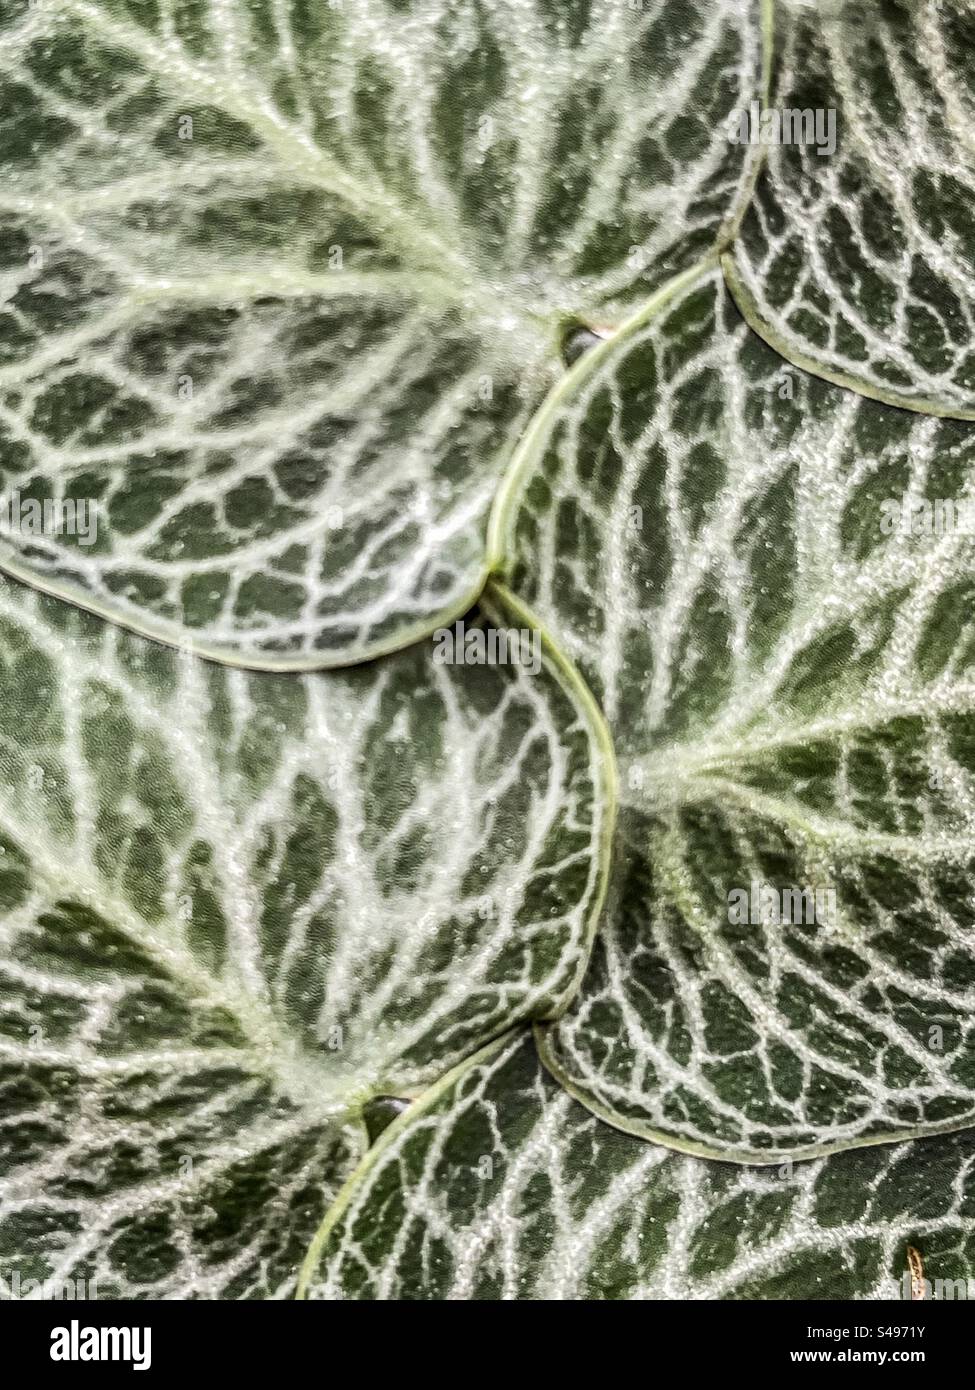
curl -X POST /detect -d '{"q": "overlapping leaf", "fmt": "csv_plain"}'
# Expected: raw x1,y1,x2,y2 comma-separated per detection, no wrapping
0,575,609,1295
303,1031,975,1300
0,0,762,665
6,0,975,1306
727,0,975,418
496,264,975,1161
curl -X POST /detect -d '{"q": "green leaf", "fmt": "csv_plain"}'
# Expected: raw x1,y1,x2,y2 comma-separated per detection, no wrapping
727,0,975,418
302,1030,975,1300
6,0,975,1309
0,0,763,666
0,575,610,1294
497,263,975,1161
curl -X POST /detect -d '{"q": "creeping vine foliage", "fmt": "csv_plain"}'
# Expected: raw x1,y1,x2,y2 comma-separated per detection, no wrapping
3,0,975,1300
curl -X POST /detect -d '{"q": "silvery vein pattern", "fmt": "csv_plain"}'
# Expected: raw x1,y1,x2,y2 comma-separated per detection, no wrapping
498,265,975,1161
727,0,975,417
305,1032,975,1300
0,0,761,665
0,578,607,1295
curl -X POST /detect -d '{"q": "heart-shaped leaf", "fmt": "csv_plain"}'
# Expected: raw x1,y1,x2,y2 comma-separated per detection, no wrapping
497,264,975,1161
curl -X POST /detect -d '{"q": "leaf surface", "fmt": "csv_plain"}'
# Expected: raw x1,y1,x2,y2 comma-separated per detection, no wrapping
303,1031,975,1300
498,264,975,1160
0,576,609,1294
727,0,975,418
0,0,762,665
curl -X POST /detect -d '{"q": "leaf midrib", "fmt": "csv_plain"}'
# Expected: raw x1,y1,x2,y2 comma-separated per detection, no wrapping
49,0,557,351
3,822,378,1123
